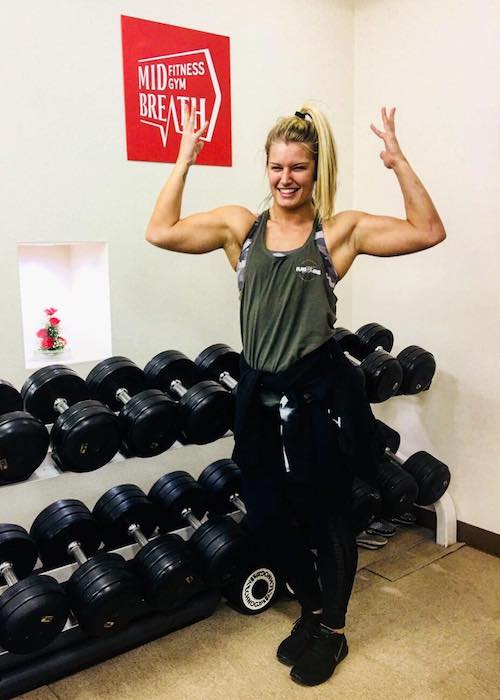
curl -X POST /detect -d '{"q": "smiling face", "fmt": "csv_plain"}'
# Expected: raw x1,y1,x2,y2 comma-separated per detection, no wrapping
267,141,316,212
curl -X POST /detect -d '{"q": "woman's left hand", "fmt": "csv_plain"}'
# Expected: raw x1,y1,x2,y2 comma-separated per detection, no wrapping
370,107,406,169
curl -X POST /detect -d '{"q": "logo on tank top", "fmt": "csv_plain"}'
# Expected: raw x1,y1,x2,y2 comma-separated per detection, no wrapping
295,259,322,282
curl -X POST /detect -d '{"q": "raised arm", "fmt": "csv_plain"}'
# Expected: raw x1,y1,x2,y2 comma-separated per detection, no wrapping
330,107,446,261
145,104,254,265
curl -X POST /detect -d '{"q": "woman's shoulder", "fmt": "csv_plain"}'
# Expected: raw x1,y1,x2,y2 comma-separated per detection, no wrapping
215,205,260,245
321,211,356,244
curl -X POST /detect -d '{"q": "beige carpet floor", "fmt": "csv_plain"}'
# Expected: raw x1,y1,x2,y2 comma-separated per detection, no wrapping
17,527,500,700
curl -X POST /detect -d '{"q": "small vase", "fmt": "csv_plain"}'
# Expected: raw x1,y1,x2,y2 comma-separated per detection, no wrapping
39,348,65,356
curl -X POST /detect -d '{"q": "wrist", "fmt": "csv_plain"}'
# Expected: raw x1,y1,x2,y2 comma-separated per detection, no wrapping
175,157,192,173
392,155,409,170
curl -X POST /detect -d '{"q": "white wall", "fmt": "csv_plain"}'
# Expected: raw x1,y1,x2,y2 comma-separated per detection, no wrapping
352,0,500,534
0,0,354,523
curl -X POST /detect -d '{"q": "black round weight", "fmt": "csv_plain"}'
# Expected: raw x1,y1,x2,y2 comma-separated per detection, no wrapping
402,452,450,506
0,411,49,484
198,459,242,516
355,323,394,353
0,381,23,414
0,524,69,654
144,351,233,444
221,560,281,615
22,366,122,472
31,500,142,636
93,484,205,611
87,358,181,457
0,378,49,485
22,366,90,424
376,459,419,517
195,344,240,393
396,346,437,394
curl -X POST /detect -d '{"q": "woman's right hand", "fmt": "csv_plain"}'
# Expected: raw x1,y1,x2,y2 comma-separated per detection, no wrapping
177,103,209,166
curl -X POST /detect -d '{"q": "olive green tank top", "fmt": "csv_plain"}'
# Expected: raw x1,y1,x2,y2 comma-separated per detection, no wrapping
237,210,339,373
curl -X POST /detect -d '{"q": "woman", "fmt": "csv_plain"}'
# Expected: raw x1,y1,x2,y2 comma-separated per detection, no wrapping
146,104,446,686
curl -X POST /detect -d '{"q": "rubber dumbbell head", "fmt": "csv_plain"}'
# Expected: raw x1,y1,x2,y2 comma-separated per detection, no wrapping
0,380,50,484
396,346,436,394
195,344,240,393
355,323,394,353
0,524,69,654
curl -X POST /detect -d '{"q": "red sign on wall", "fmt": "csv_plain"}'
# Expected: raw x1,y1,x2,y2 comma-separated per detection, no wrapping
121,16,232,166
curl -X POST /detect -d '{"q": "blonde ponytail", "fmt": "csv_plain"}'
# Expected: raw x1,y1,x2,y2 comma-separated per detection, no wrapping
264,103,338,221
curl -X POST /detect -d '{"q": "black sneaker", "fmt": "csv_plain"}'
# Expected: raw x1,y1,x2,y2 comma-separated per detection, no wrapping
276,614,320,666
390,511,417,526
290,626,348,686
356,530,388,549
366,519,397,537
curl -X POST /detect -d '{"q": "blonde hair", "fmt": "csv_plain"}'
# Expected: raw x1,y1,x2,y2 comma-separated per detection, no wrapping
264,103,338,221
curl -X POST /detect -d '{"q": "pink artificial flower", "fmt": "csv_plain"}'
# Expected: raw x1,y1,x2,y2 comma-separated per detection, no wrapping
59,337,67,346
44,307,57,316
36,328,48,338
41,336,54,349
49,317,60,326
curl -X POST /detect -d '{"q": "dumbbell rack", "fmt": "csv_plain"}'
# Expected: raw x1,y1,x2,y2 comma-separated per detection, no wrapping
0,427,237,698
0,520,222,698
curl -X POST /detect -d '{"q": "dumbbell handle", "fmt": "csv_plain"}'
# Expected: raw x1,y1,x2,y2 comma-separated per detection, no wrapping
229,493,247,515
170,380,187,399
340,349,363,368
67,540,89,565
54,398,69,414
128,523,149,548
0,561,19,586
219,372,238,391
384,446,407,466
116,388,131,405
181,507,202,529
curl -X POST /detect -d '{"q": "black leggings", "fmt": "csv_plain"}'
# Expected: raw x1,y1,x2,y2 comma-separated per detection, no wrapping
240,409,358,629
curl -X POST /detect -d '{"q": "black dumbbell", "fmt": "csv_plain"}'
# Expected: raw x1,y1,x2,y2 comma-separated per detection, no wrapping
86,357,181,457
376,420,451,505
355,323,436,395
0,380,49,484
149,471,279,614
93,484,206,611
375,457,419,518
332,327,403,402
195,344,240,394
21,365,123,472
31,500,143,636
144,351,234,444
198,459,247,518
0,524,69,654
